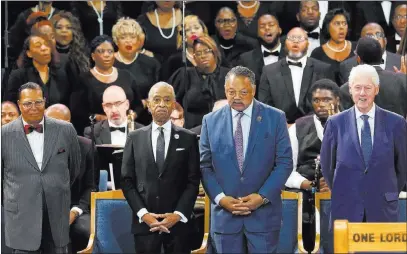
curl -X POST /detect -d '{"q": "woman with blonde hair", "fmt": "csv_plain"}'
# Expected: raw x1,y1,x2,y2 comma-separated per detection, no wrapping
162,14,208,79
112,17,161,125
169,35,229,128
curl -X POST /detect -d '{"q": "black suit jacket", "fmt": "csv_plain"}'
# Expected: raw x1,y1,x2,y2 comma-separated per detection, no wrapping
259,57,332,123
340,66,407,118
121,124,200,234
70,136,99,214
83,120,144,145
237,44,285,96
338,52,402,85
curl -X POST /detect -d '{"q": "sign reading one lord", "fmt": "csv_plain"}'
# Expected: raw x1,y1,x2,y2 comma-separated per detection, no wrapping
334,220,407,253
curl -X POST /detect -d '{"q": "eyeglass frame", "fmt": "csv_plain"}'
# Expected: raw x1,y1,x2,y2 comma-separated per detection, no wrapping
215,18,237,27
286,35,308,43
194,48,213,57
19,99,46,109
364,32,386,39
102,100,127,109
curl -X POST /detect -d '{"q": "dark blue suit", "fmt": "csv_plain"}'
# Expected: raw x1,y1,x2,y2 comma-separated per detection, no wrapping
200,100,292,253
320,106,407,224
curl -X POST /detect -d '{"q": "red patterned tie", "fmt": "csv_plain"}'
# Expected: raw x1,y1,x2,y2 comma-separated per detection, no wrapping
24,124,43,134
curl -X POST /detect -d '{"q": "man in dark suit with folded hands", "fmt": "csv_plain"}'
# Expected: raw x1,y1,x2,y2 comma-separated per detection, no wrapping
1,82,81,253
121,82,200,254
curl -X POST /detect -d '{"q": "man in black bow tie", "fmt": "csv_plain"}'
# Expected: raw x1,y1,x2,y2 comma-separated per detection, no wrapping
238,13,284,96
84,85,143,146
1,82,80,253
259,27,332,124
296,0,321,56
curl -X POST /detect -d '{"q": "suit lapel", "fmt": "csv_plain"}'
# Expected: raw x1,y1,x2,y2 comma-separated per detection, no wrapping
253,47,264,75
298,59,314,110
223,106,240,172
41,117,60,171
281,61,295,100
348,107,365,164
15,117,41,171
242,100,262,173
160,124,180,177
100,120,112,144
369,107,388,167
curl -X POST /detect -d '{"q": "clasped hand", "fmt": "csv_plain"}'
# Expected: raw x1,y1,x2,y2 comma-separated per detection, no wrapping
219,194,264,216
141,213,181,234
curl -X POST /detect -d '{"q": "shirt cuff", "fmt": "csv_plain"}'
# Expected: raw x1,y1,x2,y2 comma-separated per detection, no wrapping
174,211,188,223
70,207,83,216
285,172,308,189
137,208,149,224
214,192,226,205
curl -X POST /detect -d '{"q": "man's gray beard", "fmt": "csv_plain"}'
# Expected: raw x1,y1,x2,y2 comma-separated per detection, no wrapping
287,50,307,60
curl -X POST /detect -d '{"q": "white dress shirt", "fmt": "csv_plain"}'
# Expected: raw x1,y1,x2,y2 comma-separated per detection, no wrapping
396,33,401,51
307,27,321,56
287,56,308,106
318,1,329,29
262,43,281,66
381,1,392,25
285,115,324,189
109,121,127,146
22,118,44,170
214,101,254,205
381,51,387,70
355,104,375,146
137,120,187,223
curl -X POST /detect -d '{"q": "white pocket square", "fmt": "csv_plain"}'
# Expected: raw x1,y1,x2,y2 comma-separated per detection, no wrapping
176,148,185,151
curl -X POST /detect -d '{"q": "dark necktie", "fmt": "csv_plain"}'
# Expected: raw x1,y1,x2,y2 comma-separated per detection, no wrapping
307,32,319,39
381,59,385,64
360,115,372,166
287,61,303,68
263,50,279,58
24,124,43,135
156,127,165,173
234,112,244,173
109,126,125,133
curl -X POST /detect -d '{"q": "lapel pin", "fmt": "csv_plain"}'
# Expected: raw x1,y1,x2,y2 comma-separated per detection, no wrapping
257,116,262,122
174,134,179,139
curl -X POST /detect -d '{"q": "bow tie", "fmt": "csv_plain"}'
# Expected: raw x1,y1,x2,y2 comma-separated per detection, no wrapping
381,59,385,64
395,39,400,44
24,124,43,135
263,50,279,58
307,32,319,39
110,126,126,133
287,61,303,68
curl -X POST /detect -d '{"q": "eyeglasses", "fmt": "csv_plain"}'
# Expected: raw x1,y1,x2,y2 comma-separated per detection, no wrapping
216,18,237,26
287,35,307,43
226,90,250,97
393,15,407,21
95,48,114,55
102,100,126,109
331,21,348,27
194,49,213,57
20,100,45,109
365,32,385,39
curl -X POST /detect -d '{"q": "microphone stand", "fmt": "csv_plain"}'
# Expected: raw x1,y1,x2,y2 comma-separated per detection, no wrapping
89,114,97,192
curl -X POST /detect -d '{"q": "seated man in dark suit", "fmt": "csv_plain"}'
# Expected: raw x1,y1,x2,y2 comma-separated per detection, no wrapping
1,101,19,126
285,79,339,251
45,104,99,253
238,13,284,91
340,37,407,118
84,85,144,146
339,23,402,84
259,27,332,124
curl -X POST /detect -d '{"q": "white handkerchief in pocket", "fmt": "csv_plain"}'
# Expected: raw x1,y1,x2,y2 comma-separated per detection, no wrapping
176,148,185,151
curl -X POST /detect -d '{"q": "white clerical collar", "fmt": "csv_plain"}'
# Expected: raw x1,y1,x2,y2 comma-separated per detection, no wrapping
22,117,44,126
108,120,127,128
355,103,376,120
152,120,172,132
261,43,281,54
231,100,254,118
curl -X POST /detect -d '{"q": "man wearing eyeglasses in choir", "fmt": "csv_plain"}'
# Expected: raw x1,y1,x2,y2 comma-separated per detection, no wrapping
1,82,80,254
339,23,402,84
84,85,143,146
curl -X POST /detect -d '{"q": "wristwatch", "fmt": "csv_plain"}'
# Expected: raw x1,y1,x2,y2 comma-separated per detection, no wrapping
259,194,270,205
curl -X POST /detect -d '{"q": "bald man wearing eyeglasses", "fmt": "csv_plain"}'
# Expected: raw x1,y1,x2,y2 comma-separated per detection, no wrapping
84,85,144,146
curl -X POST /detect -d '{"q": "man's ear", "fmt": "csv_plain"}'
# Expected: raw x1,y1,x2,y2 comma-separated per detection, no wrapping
356,56,361,64
26,49,33,59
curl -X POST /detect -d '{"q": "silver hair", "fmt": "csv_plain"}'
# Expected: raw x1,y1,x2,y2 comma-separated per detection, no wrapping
225,66,256,87
349,64,380,87
148,82,176,99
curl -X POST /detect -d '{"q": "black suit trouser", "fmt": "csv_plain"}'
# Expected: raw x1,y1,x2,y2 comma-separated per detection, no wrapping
70,213,91,253
133,230,190,254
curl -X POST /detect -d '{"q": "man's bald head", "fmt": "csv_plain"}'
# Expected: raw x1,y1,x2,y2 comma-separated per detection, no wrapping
103,85,127,103
45,104,71,122
361,23,385,36
360,23,386,51
212,99,228,112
